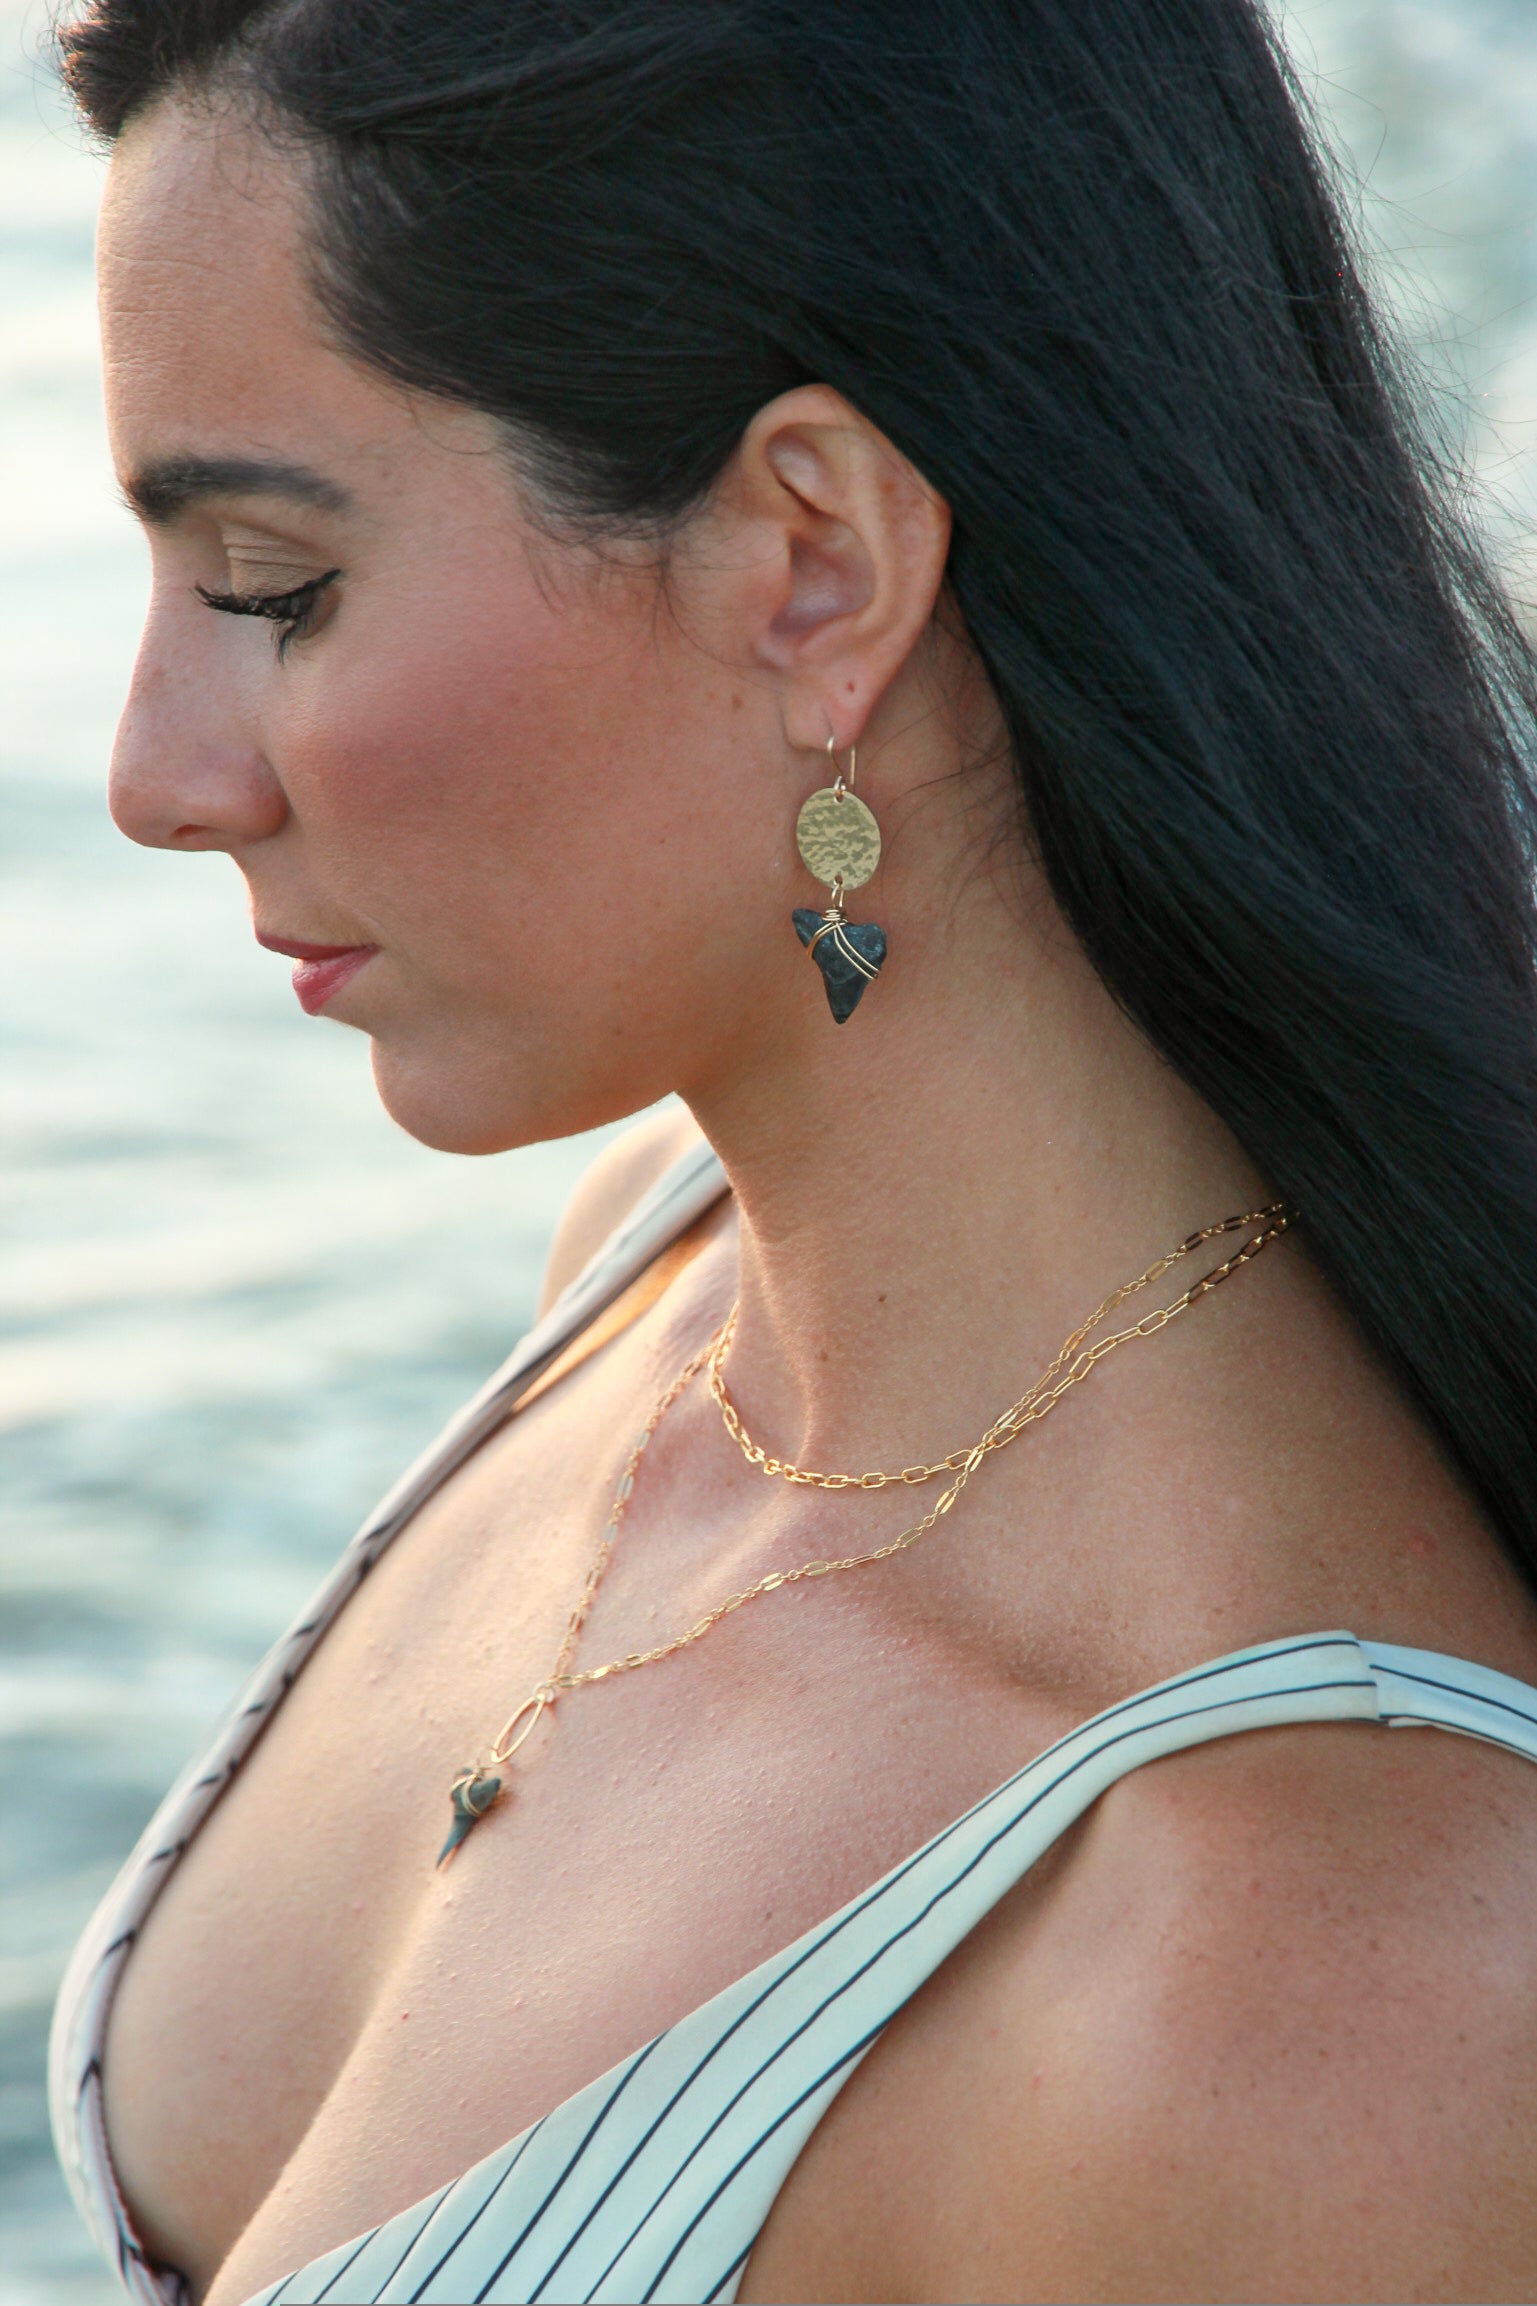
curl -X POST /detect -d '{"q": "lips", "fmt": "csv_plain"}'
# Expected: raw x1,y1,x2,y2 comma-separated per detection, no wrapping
255,930,380,1016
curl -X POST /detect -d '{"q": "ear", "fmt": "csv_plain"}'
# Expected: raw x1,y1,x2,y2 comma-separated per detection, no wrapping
727,385,952,754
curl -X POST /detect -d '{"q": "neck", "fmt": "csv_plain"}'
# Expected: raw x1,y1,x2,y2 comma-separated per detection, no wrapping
684,727,1272,1476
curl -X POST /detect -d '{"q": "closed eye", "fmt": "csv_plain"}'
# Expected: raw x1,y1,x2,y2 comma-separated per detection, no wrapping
196,568,342,658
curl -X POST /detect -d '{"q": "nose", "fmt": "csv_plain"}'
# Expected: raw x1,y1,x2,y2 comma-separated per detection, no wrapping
108,588,288,851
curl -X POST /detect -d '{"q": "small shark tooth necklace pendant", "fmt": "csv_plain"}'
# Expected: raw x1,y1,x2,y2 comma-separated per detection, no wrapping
793,739,887,1023
437,1696,550,1866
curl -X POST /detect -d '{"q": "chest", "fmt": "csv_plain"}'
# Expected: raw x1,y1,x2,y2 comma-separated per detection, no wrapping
99,1357,1051,2304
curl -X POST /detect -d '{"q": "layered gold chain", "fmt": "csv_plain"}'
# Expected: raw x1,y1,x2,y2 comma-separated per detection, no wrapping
436,1201,1291,1865
708,1204,1291,1489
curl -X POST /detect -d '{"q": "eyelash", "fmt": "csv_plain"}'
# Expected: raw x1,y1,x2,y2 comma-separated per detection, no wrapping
196,569,342,658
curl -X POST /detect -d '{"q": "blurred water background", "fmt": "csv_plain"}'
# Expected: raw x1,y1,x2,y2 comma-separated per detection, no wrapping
4,2,1537,2298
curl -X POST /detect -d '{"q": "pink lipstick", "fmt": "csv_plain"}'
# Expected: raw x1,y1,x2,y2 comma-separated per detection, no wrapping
256,931,380,1015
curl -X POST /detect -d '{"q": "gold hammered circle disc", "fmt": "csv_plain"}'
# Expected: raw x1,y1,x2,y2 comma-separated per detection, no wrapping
795,787,882,892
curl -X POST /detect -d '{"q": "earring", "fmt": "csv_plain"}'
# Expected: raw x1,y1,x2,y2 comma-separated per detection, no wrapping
792,737,888,1023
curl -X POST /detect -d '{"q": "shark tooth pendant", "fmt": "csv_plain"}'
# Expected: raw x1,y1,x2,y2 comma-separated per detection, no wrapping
436,1763,504,1868
434,1693,550,1870
793,742,887,1023
794,907,887,1022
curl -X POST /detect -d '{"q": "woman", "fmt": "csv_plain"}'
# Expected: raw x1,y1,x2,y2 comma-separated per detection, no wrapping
46,0,1537,2299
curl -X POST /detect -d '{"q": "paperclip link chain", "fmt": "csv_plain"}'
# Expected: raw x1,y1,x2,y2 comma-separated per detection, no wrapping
708,1203,1291,1490
485,1201,1291,1770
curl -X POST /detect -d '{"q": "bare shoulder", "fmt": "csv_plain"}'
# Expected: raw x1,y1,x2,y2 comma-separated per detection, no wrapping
536,1103,707,1314
746,1716,1537,2303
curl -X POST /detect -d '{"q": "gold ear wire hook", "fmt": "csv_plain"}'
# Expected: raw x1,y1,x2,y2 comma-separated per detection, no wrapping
826,733,858,801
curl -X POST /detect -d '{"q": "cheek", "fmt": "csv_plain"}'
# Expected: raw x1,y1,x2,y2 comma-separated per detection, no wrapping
285,588,629,921
271,570,787,1022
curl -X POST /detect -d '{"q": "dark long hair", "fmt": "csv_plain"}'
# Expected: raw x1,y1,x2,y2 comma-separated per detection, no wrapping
60,0,1537,1581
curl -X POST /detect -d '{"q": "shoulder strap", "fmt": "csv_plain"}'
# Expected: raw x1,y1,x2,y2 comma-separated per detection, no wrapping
513,1206,721,1415
1363,1637,1537,1760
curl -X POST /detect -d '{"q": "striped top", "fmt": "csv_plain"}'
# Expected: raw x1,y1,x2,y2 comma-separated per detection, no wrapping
49,1145,1537,2305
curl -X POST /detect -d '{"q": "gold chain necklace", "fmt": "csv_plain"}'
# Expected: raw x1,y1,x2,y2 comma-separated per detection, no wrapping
708,1204,1290,1488
437,1202,1291,1866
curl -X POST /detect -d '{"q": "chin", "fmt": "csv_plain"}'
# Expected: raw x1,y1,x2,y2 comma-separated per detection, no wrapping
369,1043,539,1155
368,1036,659,1157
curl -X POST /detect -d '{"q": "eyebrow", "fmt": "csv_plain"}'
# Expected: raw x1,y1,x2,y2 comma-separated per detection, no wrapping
122,455,353,524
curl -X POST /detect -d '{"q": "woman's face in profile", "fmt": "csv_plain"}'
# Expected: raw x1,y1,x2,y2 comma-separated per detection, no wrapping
97,98,824,1155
